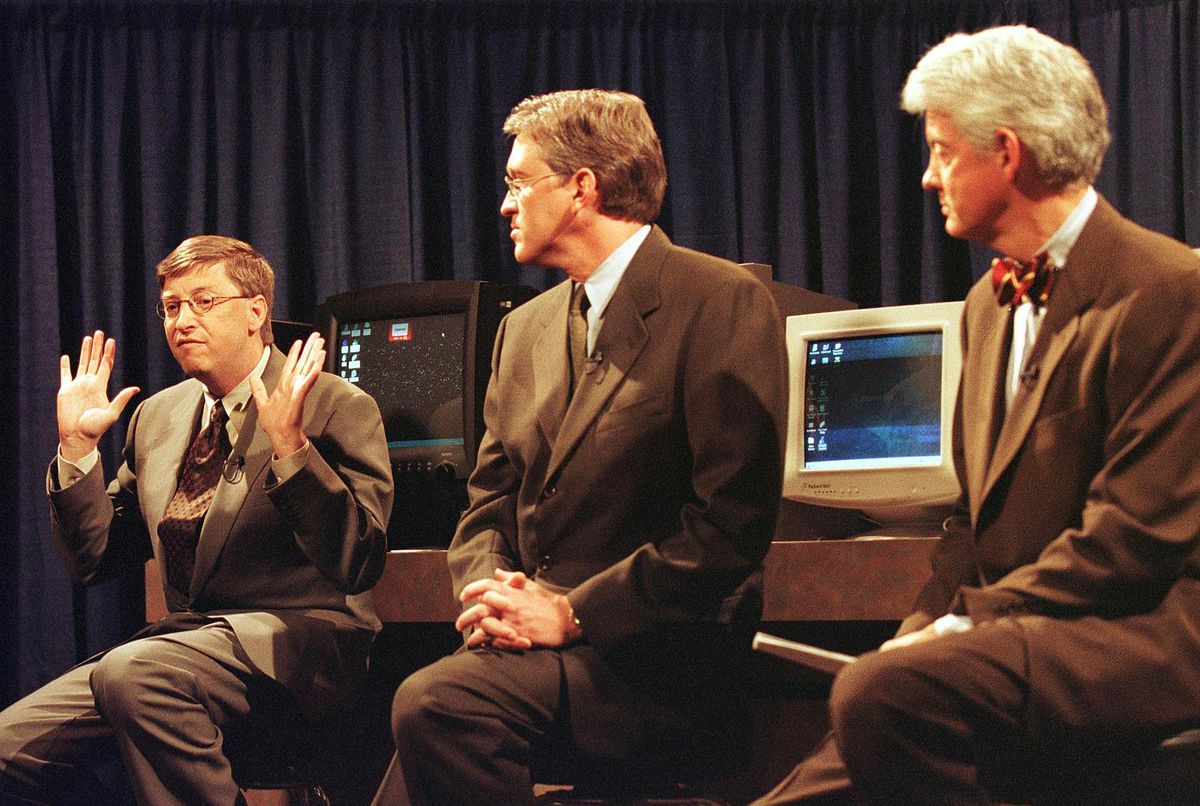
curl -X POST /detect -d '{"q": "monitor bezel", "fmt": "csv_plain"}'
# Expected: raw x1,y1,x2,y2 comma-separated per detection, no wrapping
782,300,965,525
315,281,483,479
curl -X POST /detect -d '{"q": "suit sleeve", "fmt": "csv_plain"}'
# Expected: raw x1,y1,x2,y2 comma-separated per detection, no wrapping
47,400,152,585
959,278,1200,622
568,274,787,652
447,315,521,595
264,382,392,595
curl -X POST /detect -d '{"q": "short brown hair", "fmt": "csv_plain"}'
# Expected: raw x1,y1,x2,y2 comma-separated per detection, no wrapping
156,235,275,344
503,89,667,223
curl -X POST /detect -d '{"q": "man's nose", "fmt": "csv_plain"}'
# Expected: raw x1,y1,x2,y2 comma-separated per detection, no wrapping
921,164,938,190
175,302,201,328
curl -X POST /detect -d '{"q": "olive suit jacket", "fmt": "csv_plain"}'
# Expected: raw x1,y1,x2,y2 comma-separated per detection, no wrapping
48,345,393,720
449,226,788,756
905,196,1200,746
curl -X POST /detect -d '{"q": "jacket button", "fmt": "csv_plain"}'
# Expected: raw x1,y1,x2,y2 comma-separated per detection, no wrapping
538,555,552,571
542,484,557,498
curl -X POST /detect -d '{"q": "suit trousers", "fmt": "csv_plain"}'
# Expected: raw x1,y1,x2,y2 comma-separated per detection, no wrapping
0,620,283,805
752,619,1035,806
373,646,571,806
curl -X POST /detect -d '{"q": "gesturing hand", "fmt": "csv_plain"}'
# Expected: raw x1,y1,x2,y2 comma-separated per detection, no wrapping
249,333,326,459
58,331,140,463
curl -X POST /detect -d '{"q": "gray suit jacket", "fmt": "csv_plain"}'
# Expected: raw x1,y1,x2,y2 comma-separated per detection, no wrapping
905,197,1200,744
48,345,393,719
449,226,787,754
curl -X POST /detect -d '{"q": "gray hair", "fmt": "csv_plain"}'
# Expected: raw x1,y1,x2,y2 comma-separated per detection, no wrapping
503,89,667,223
900,25,1110,188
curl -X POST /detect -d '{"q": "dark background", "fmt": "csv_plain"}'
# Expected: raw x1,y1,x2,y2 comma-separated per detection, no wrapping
3,0,1198,707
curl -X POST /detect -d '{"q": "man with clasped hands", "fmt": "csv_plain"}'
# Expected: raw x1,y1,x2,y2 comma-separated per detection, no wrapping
372,89,787,805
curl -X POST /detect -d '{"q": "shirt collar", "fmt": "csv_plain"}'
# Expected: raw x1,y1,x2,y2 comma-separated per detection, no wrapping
1041,185,1097,269
580,224,651,318
202,344,270,417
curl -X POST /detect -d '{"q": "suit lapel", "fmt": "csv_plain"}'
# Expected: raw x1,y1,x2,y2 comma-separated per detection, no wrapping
962,304,1010,524
190,347,284,597
532,282,573,446
544,227,666,483
975,200,1112,516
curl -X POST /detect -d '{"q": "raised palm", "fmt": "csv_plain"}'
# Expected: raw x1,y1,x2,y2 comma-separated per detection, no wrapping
249,332,325,459
58,331,140,461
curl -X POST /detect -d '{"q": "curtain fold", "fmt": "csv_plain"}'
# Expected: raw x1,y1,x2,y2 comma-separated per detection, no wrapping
3,0,1197,706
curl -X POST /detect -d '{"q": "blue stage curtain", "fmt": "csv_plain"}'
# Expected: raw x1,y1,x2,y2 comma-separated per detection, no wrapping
2,0,1198,706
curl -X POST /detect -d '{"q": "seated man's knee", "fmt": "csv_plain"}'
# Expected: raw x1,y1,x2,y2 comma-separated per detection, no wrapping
90,641,185,725
391,664,455,747
828,650,913,748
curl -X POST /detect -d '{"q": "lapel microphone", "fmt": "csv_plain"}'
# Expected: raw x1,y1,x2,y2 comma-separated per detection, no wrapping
222,455,245,484
221,399,260,484
584,351,605,375
1019,365,1040,389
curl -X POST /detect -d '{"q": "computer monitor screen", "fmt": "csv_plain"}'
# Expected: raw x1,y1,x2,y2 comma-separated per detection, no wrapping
333,312,467,470
803,331,943,469
784,301,964,530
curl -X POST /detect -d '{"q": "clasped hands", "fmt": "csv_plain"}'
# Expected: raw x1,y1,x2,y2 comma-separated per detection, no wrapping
456,569,582,650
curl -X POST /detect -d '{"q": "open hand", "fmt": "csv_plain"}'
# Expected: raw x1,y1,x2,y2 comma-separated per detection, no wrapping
57,331,140,462
250,333,325,458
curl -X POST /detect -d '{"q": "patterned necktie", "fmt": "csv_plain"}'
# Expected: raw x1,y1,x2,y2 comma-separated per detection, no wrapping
568,282,590,391
158,401,232,593
991,253,1057,308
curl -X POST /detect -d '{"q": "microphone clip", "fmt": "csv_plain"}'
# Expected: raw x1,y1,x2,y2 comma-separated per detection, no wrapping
584,350,605,376
223,455,245,484
1019,365,1040,389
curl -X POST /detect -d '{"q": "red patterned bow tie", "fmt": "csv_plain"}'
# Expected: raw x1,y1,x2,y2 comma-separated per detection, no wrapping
991,253,1057,308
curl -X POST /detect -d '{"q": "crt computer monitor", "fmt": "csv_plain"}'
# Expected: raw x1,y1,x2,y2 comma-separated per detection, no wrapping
314,281,538,548
782,301,965,533
315,280,538,482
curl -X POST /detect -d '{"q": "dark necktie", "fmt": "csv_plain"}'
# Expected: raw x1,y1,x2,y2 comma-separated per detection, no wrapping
569,282,590,391
991,253,1056,308
159,401,232,593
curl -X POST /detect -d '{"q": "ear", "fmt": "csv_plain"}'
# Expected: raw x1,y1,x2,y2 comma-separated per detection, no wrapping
571,167,599,210
993,127,1022,181
247,295,269,338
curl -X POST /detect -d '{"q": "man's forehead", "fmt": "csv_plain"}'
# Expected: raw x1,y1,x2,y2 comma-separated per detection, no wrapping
924,110,961,142
162,262,233,296
507,136,550,174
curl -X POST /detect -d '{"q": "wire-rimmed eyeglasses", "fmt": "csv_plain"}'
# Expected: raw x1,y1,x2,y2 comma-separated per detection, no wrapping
156,292,252,320
503,172,569,198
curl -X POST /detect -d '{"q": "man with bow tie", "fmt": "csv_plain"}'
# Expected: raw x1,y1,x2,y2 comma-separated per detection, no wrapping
755,25,1200,805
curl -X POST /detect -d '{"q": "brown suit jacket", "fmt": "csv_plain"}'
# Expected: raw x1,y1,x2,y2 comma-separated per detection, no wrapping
905,197,1200,745
449,226,787,755
48,345,393,719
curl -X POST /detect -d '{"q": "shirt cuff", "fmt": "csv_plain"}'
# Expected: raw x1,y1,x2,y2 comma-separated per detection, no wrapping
270,440,310,482
932,613,974,636
55,447,99,489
